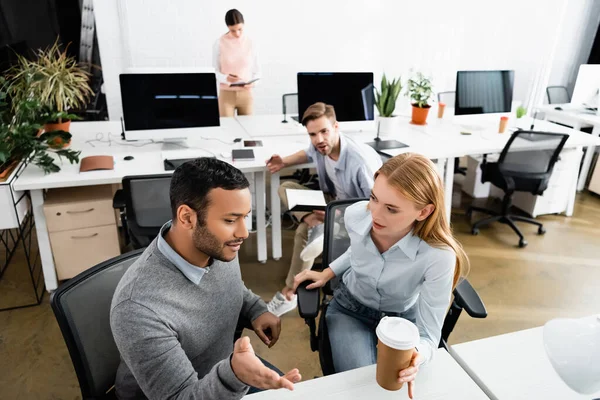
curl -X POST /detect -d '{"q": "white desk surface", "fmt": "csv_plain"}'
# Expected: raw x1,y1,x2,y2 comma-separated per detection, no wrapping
245,349,488,399
12,118,270,191
452,316,600,400
383,115,600,158
236,115,306,137
538,103,600,127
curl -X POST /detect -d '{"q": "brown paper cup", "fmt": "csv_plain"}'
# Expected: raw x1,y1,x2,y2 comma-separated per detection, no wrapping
376,340,414,391
375,317,420,391
437,103,446,119
499,117,508,133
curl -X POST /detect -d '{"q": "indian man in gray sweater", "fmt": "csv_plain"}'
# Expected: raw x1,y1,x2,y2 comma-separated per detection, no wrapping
110,158,301,399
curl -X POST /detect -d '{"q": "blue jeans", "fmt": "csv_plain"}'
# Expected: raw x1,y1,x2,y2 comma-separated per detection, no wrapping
325,280,417,373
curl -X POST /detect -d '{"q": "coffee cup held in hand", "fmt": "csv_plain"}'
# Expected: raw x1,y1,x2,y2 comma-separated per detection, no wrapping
375,316,420,391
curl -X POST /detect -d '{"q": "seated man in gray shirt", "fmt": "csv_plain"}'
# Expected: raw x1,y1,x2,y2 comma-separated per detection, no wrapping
110,158,301,399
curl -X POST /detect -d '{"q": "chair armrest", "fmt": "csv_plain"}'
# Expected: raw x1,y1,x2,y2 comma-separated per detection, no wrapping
297,281,320,319
453,279,487,318
112,189,125,210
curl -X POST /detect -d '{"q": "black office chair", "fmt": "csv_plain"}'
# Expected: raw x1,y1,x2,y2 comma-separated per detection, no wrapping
281,92,298,123
51,249,145,399
546,86,570,105
361,83,375,120
51,250,256,399
112,174,172,249
437,91,456,108
297,199,488,376
467,130,569,248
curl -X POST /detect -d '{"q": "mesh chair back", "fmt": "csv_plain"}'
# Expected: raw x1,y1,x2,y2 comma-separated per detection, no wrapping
282,93,298,115
322,199,368,293
123,175,172,228
437,91,456,108
546,86,570,104
50,250,144,398
499,131,569,175
361,83,375,120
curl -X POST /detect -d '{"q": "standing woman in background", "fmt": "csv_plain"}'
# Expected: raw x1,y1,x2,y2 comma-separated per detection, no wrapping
213,9,260,117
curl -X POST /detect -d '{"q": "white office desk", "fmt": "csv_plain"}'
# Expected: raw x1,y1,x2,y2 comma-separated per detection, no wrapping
245,349,488,399
451,315,600,400
12,118,276,291
537,104,600,191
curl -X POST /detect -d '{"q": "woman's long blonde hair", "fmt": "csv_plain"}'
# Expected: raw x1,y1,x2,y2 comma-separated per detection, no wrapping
374,153,469,288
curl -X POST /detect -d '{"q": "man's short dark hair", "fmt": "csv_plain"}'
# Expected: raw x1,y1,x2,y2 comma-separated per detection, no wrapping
170,158,249,224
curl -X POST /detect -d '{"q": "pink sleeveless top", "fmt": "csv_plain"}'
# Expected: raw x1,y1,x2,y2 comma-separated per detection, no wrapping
219,33,253,92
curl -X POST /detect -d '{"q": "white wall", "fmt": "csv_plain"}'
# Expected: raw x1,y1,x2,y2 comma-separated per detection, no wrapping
548,0,600,98
94,0,571,120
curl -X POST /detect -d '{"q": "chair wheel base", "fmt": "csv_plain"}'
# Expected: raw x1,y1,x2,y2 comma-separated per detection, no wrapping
471,228,479,236
518,239,528,248
538,227,546,235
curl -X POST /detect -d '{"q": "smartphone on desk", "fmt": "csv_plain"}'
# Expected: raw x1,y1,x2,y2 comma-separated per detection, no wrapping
232,149,255,161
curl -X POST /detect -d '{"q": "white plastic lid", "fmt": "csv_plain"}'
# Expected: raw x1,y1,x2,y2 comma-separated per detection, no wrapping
376,316,420,350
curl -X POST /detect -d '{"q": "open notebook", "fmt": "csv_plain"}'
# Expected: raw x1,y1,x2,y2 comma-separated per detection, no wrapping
286,189,327,212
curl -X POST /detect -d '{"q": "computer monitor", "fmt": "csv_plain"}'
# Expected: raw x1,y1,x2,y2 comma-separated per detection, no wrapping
297,72,374,122
119,72,220,141
571,64,600,106
455,70,514,115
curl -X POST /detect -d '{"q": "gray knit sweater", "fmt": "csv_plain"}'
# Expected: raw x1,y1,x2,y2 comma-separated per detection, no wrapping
110,240,268,399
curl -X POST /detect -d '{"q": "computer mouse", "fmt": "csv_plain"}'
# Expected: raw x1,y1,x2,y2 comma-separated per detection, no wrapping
220,151,232,159
124,155,134,161
554,106,563,111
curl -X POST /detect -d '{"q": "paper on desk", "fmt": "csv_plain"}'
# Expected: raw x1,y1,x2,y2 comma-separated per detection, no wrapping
286,189,327,212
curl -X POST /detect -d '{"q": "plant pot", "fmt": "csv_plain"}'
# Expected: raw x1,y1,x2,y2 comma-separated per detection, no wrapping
411,105,431,125
377,115,400,135
44,120,72,149
0,160,19,182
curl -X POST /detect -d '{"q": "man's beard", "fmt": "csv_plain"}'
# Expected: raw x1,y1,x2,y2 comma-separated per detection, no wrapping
192,224,243,262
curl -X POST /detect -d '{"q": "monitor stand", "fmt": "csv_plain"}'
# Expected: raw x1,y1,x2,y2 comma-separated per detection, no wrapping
364,121,408,154
161,139,189,151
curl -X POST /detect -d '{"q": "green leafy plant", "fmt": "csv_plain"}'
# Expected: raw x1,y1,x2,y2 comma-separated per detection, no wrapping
406,72,433,108
516,105,527,118
6,40,93,124
0,77,80,175
375,74,403,117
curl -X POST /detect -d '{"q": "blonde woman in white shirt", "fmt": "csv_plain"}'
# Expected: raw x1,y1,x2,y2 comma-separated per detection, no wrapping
293,153,469,399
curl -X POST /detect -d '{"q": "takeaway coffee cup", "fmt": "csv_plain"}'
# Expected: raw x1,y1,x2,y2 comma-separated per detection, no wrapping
375,316,420,391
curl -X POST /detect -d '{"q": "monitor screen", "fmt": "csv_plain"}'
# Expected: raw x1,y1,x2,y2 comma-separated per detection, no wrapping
455,70,514,115
119,73,220,131
297,72,374,122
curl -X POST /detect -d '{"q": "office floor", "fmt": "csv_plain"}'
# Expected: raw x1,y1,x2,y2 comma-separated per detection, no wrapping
1,190,600,399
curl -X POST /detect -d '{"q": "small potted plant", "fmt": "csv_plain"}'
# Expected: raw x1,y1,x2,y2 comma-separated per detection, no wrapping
0,77,81,178
406,72,434,125
6,40,93,147
375,74,402,133
516,105,527,119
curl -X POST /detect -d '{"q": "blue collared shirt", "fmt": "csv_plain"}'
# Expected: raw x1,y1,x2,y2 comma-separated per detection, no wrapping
330,201,456,364
157,221,208,285
305,132,382,199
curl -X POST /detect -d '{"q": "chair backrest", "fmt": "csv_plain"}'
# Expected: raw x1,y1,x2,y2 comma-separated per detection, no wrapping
546,86,570,104
498,131,569,176
282,93,298,115
437,91,456,108
322,199,369,294
50,249,144,399
360,83,375,120
122,174,172,229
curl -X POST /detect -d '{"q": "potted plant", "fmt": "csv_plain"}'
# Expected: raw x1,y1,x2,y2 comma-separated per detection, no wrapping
375,74,402,134
0,77,81,177
516,105,527,119
5,40,93,147
406,72,434,125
